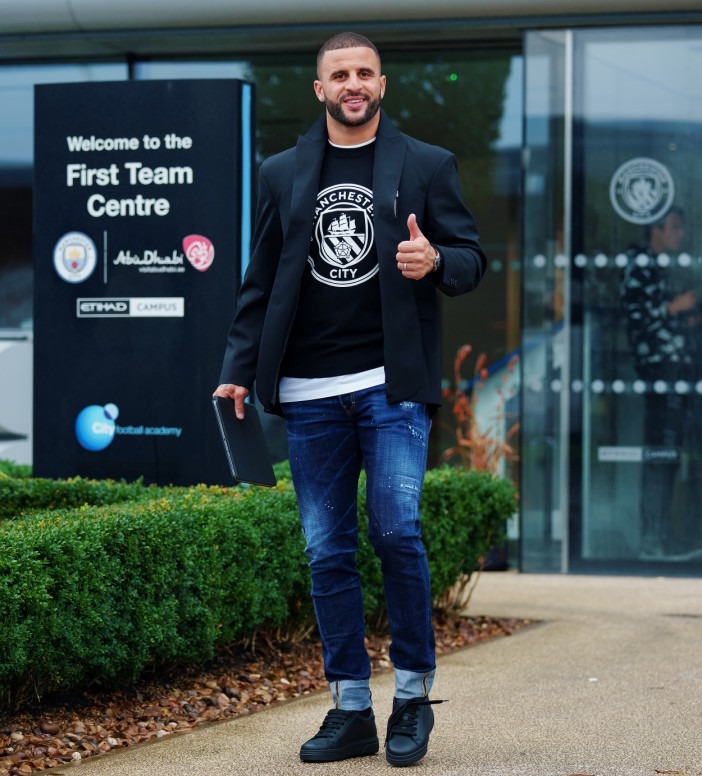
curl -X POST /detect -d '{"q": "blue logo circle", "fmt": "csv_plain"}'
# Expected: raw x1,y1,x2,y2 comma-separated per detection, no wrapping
75,404,119,451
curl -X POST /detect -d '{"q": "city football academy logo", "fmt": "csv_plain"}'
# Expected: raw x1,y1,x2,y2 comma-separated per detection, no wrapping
183,234,215,272
75,403,119,451
609,157,675,225
53,232,98,283
310,184,377,287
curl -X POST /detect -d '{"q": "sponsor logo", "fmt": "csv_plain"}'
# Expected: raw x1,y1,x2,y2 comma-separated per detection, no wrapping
75,403,119,451
77,297,185,318
113,249,185,273
609,157,675,225
109,237,214,275
53,232,98,283
643,446,680,463
598,446,643,463
77,298,130,317
310,184,377,287
183,234,215,272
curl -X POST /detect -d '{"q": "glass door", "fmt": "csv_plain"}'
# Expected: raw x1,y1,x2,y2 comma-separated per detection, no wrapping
572,26,702,570
523,25,702,573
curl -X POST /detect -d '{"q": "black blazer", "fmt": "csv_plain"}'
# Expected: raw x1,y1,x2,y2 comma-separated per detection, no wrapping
219,110,486,415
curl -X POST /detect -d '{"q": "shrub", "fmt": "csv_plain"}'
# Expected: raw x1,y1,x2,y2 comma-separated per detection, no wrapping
0,459,32,479
0,465,515,710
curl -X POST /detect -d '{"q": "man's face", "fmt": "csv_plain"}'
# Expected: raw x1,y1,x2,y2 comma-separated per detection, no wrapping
314,46,386,128
652,212,685,254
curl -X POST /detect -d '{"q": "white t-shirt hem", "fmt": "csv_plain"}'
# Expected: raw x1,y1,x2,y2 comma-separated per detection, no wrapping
279,366,386,403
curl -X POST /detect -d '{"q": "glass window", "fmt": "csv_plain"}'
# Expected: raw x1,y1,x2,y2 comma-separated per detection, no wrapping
522,31,570,572
573,27,702,568
0,63,127,331
380,52,523,489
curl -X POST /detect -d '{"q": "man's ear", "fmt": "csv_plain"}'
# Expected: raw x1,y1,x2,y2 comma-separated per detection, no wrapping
313,80,325,103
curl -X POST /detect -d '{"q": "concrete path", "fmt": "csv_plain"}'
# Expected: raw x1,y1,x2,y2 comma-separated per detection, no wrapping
47,573,702,776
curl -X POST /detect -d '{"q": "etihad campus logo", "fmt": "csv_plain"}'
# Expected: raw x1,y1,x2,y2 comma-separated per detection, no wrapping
310,184,377,288
609,157,675,225
75,403,119,451
53,232,98,283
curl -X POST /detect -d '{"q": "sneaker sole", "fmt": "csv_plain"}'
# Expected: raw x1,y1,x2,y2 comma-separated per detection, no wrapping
386,741,428,767
300,737,379,762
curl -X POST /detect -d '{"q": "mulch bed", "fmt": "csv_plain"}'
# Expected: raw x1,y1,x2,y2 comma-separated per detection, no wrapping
0,613,531,774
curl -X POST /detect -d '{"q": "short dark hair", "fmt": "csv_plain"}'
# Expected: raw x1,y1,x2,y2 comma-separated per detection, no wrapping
645,205,684,241
316,32,381,76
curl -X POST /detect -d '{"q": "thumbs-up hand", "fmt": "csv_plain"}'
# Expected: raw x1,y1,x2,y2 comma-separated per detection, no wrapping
396,213,437,280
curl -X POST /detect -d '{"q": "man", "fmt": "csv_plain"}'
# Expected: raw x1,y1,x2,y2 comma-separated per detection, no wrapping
214,32,486,765
621,206,701,559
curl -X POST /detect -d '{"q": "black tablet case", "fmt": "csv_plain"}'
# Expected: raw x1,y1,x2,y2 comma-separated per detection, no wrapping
212,396,277,487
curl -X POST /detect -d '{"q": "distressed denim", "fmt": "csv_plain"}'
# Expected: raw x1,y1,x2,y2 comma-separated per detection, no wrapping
281,385,436,709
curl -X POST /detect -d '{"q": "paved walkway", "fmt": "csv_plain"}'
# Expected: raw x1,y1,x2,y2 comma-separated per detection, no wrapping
47,573,702,776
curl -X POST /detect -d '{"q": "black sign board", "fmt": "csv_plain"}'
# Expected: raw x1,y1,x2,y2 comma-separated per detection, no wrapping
33,80,253,485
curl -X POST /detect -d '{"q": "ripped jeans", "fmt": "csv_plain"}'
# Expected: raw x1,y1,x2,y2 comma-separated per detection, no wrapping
282,385,435,708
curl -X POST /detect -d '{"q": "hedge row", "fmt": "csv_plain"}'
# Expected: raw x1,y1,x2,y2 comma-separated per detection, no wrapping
0,475,164,520
0,459,31,479
0,465,516,710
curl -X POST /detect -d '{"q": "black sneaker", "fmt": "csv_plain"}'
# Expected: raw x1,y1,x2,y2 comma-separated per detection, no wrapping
299,708,379,762
385,697,446,767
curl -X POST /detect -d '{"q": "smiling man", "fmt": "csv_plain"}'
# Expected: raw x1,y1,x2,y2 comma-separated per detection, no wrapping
214,32,486,766
314,43,385,133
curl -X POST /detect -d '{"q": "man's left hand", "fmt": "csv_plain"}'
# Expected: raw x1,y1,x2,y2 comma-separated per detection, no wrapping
396,214,437,280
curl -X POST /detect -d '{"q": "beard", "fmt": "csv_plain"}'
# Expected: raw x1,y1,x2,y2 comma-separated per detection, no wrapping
324,93,382,127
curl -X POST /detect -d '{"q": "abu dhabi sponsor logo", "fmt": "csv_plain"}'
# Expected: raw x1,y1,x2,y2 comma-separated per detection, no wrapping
183,234,215,272
77,297,185,318
113,248,185,274
53,231,98,283
310,184,377,287
75,402,183,451
609,157,675,225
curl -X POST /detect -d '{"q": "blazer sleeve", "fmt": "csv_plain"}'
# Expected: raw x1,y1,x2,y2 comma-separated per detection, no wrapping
424,153,487,297
218,167,283,388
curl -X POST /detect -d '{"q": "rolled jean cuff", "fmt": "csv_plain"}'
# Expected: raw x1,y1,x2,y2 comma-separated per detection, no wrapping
330,679,372,710
394,668,435,700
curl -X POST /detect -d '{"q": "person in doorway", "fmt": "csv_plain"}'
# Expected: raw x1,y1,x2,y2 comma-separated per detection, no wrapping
213,32,486,766
621,206,702,559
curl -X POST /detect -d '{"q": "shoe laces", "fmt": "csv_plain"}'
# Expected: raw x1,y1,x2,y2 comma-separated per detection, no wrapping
312,709,356,740
385,698,446,742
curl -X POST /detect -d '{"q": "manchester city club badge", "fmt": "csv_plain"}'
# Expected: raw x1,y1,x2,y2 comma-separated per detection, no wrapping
609,157,675,225
53,231,98,283
310,183,377,288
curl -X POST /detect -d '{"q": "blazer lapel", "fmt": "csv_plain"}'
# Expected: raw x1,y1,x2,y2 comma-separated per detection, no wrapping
373,112,425,398
287,116,326,244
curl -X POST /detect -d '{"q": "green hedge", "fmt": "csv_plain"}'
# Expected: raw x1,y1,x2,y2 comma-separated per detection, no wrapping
0,459,31,479
0,464,515,710
0,475,163,520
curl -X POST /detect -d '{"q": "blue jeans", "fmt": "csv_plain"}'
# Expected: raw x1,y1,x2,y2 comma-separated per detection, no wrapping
281,385,436,709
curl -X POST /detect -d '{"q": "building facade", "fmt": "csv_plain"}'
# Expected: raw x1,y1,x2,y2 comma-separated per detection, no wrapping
2,0,702,573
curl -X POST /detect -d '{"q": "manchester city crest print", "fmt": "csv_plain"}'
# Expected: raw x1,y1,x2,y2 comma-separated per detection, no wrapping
310,183,377,287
